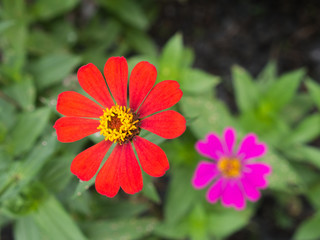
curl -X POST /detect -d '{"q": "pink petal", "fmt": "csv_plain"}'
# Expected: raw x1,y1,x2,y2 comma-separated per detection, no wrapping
221,181,246,210
195,133,224,161
243,163,272,189
223,127,236,155
206,178,224,203
237,134,267,161
192,161,219,189
241,177,261,201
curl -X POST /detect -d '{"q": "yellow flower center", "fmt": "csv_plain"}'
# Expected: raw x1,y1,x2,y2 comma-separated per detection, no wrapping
97,105,140,144
217,157,242,178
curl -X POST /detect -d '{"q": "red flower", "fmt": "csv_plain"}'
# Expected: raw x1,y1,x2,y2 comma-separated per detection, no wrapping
53,57,186,197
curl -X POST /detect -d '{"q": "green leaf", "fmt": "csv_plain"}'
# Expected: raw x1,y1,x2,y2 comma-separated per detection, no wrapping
51,21,77,47
1,0,28,82
0,133,56,201
27,29,65,55
180,69,220,93
73,178,95,198
2,182,48,216
293,211,320,240
110,41,130,60
261,68,305,113
165,167,198,224
0,26,27,82
79,20,121,67
83,218,158,240
208,205,254,238
232,65,259,112
125,29,158,57
0,98,17,139
39,154,73,192
67,190,91,216
263,149,302,192
3,76,36,111
180,47,195,69
94,200,149,219
188,204,209,240
14,216,42,240
158,33,184,81
18,133,57,184
281,93,314,125
154,221,188,239
32,196,87,240
0,148,13,172
285,113,320,145
257,60,277,89
179,94,234,139
307,181,320,209
30,0,80,20
99,0,149,30
127,55,158,74
306,78,320,110
79,19,120,48
141,173,161,203
284,145,320,169
9,108,51,156
2,0,26,18
0,20,15,34
239,109,286,142
30,53,81,90
160,132,199,167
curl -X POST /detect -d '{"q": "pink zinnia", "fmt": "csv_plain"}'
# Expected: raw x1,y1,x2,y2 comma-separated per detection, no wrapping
192,127,272,210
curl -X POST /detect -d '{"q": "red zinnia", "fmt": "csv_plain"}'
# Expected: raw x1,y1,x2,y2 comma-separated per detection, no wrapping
53,56,186,197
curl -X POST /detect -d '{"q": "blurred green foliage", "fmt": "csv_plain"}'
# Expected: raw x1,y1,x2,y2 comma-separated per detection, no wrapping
0,0,319,240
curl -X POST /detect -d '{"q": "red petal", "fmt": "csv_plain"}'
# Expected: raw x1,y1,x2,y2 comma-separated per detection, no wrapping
133,136,169,177
104,57,128,106
53,117,100,142
57,91,104,118
137,80,182,118
140,110,186,139
129,61,157,112
119,143,143,194
95,144,122,197
70,140,112,181
77,63,114,108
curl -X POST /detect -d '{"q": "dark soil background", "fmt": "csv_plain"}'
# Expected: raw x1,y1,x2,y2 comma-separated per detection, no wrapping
151,0,320,81
151,0,320,239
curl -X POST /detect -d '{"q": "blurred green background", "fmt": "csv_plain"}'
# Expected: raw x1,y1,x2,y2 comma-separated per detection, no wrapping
1,0,320,239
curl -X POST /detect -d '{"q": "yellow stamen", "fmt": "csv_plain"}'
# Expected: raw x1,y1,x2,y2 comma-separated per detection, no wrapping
97,105,140,144
217,157,241,178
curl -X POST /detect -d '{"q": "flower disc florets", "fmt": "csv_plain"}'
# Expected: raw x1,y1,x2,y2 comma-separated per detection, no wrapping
217,157,242,178
97,105,140,144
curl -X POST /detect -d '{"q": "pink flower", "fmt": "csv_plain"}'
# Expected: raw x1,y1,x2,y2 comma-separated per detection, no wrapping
192,127,272,210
